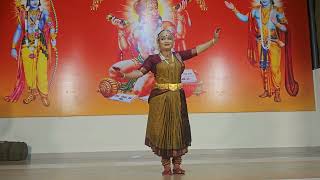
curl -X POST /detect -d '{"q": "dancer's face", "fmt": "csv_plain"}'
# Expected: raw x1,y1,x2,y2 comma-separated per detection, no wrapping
158,31,174,51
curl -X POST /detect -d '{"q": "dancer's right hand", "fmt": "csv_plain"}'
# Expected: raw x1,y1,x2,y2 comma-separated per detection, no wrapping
11,49,18,60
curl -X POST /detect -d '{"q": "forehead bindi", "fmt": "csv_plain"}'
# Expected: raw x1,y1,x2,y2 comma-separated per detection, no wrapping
159,32,173,39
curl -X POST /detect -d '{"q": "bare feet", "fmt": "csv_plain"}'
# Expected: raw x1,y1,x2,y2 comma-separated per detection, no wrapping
173,164,185,175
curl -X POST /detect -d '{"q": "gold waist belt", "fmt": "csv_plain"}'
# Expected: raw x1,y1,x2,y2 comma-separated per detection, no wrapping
155,83,182,91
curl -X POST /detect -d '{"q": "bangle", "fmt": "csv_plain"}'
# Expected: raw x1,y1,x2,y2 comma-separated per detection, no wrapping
12,43,16,49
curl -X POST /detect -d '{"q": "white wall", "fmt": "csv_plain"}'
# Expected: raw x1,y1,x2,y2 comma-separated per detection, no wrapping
0,70,319,154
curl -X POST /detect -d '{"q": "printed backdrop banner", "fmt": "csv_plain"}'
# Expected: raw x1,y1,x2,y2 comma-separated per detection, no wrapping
0,0,315,117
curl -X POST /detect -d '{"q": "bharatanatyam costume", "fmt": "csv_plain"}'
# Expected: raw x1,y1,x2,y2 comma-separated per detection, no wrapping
140,49,197,161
